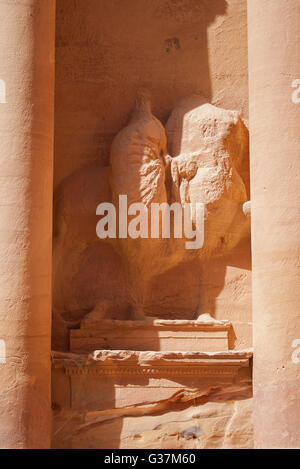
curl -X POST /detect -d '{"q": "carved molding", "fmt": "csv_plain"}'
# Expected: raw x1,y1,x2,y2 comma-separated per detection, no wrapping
52,349,252,378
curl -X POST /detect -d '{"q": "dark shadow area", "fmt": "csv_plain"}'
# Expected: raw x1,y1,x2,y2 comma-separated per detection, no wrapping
147,235,251,321
54,0,228,186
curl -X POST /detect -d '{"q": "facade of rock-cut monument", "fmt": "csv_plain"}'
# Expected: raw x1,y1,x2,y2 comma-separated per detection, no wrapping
0,0,300,449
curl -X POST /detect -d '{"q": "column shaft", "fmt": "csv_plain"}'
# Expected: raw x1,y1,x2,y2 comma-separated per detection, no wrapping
0,0,56,448
248,0,300,448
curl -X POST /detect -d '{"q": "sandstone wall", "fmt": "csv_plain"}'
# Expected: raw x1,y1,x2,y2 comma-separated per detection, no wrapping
54,0,248,187
52,0,252,449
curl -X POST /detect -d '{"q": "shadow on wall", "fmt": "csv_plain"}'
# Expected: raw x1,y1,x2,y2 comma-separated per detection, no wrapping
147,237,251,321
54,0,228,186
52,374,252,449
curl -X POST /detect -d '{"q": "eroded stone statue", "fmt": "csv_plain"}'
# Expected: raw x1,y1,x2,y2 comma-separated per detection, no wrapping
53,90,250,327
166,94,250,259
88,91,250,321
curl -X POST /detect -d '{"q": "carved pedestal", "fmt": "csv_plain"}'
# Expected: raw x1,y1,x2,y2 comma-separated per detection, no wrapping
70,319,231,353
52,319,252,449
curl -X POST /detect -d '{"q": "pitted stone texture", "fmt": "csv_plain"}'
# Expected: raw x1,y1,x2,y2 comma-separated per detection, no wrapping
166,95,250,259
51,357,253,449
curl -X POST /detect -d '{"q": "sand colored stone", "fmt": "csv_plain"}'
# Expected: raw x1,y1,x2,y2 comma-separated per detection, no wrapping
70,319,230,353
0,0,299,450
248,0,300,449
50,3,253,447
52,349,252,449
53,93,251,325
0,0,56,448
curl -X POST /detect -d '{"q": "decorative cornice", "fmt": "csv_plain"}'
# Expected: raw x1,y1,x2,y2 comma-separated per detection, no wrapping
52,349,252,378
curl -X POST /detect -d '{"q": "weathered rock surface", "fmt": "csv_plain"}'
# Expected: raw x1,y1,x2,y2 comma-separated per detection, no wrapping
52,349,253,449
166,95,250,258
53,94,251,324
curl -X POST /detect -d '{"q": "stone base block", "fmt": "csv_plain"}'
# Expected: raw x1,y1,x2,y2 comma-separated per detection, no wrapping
70,319,231,353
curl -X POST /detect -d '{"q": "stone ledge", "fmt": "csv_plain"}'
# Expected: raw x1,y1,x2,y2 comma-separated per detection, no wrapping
70,318,231,353
80,318,230,329
52,349,252,378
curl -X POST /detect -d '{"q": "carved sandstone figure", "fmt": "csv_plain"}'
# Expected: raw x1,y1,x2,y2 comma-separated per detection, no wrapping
54,91,250,324
107,92,250,319
166,95,250,260
109,89,172,319
110,88,168,208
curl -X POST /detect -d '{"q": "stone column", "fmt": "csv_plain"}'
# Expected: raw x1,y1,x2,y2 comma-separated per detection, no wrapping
248,0,300,448
0,0,56,448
